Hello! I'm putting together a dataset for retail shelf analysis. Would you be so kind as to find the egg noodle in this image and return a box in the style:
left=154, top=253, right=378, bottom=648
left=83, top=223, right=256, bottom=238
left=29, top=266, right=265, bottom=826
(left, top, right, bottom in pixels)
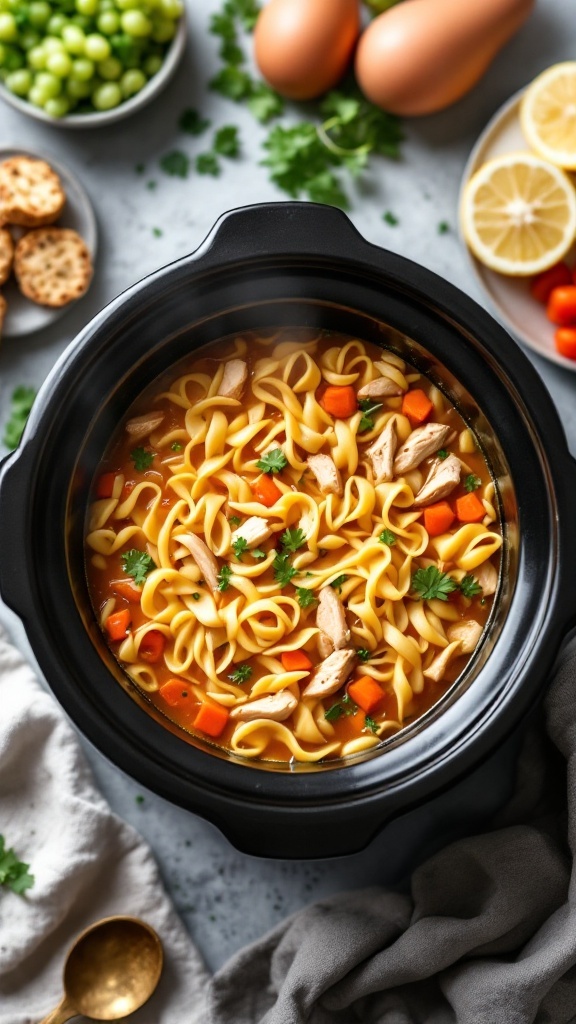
left=85, top=331, right=502, bottom=764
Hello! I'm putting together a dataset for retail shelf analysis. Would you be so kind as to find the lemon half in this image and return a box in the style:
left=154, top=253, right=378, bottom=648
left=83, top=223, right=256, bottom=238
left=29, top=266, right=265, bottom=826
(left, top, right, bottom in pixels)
left=460, top=152, right=576, bottom=276
left=520, top=62, right=576, bottom=169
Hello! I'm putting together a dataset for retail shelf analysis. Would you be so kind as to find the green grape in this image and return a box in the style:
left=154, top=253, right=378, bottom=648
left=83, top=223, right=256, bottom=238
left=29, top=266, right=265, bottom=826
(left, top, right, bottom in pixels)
left=159, top=0, right=182, bottom=17
left=5, top=67, right=33, bottom=95
left=45, top=94, right=70, bottom=116
left=96, top=10, right=119, bottom=34
left=114, top=0, right=140, bottom=9
left=98, top=0, right=116, bottom=10
left=47, top=13, right=67, bottom=35
left=70, top=55, right=94, bottom=79
left=42, top=35, right=65, bottom=52
left=28, top=1, right=52, bottom=29
left=46, top=49, right=72, bottom=76
left=27, top=44, right=47, bottom=68
left=61, top=24, right=85, bottom=53
left=28, top=83, right=47, bottom=106
left=19, top=29, right=42, bottom=50
left=84, top=32, right=110, bottom=60
left=0, top=12, right=18, bottom=42
left=66, top=74, right=91, bottom=97
left=120, top=66, right=145, bottom=96
left=1, top=44, right=24, bottom=69
left=97, top=54, right=121, bottom=78
left=92, top=79, right=120, bottom=109
left=150, top=17, right=174, bottom=43
left=120, top=9, right=151, bottom=37
left=75, top=0, right=98, bottom=15
left=143, top=52, right=161, bottom=76
left=70, top=14, right=92, bottom=31
left=34, top=70, right=62, bottom=99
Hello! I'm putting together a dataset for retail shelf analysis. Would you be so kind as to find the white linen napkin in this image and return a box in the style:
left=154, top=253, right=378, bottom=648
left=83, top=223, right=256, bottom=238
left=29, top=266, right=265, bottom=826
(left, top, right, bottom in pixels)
left=0, top=624, right=210, bottom=1023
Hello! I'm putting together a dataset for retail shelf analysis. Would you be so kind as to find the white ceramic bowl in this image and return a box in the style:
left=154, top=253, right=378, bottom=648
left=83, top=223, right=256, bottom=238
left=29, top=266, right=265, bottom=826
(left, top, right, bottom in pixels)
left=0, top=15, right=186, bottom=129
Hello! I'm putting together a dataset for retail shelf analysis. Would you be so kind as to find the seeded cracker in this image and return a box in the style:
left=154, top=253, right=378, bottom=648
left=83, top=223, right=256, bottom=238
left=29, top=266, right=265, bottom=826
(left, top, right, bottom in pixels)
left=14, top=228, right=92, bottom=308
left=0, top=228, right=13, bottom=285
left=0, top=157, right=66, bottom=228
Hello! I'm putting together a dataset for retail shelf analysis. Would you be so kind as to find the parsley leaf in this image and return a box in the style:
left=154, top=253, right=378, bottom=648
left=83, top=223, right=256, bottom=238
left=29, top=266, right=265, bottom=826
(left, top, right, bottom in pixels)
left=210, top=65, right=253, bottom=101
left=330, top=574, right=349, bottom=594
left=412, top=566, right=458, bottom=602
left=382, top=210, right=399, bottom=226
left=229, top=515, right=242, bottom=527
left=273, top=551, right=299, bottom=588
left=358, top=398, right=383, bottom=432
left=196, top=152, right=221, bottom=177
left=0, top=835, right=34, bottom=895
left=2, top=386, right=36, bottom=450
left=179, top=108, right=211, bottom=135
left=255, top=448, right=288, bottom=474
left=280, top=527, right=306, bottom=553
left=464, top=474, right=482, bottom=493
left=459, top=574, right=483, bottom=598
left=228, top=662, right=252, bottom=684
left=437, top=449, right=449, bottom=460
left=248, top=82, right=284, bottom=123
left=121, top=549, right=156, bottom=586
left=363, top=714, right=379, bottom=734
left=261, top=123, right=349, bottom=209
left=217, top=565, right=233, bottom=592
left=214, top=124, right=240, bottom=157
left=160, top=150, right=190, bottom=178
left=325, top=693, right=358, bottom=721
left=252, top=548, right=266, bottom=560
left=130, top=447, right=154, bottom=471
left=232, top=537, right=248, bottom=560
left=296, top=587, right=317, bottom=609
left=379, top=529, right=396, bottom=546
left=192, top=592, right=201, bottom=601
left=437, top=220, right=450, bottom=235
left=171, top=442, right=183, bottom=451
left=356, top=648, right=371, bottom=662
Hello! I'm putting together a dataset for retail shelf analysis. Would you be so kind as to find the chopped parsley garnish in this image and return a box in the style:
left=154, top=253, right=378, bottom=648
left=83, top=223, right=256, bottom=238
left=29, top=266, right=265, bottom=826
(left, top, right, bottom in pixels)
left=147, top=180, right=157, bottom=191
left=130, top=447, right=154, bottom=471
left=2, top=386, right=36, bottom=450
left=229, top=515, right=242, bottom=527
left=330, top=574, right=349, bottom=594
left=437, top=449, right=449, bottom=460
left=192, top=592, right=201, bottom=601
left=437, top=220, right=450, bottom=235
left=411, top=565, right=458, bottom=602
left=273, top=551, right=299, bottom=588
left=171, top=442, right=183, bottom=451
left=280, top=527, right=306, bottom=553
left=252, top=548, right=266, bottom=560
left=232, top=536, right=248, bottom=560
left=196, top=152, right=221, bottom=177
left=382, top=210, right=399, bottom=225
left=255, top=448, right=288, bottom=474
left=159, top=150, right=190, bottom=178
left=152, top=227, right=162, bottom=237
left=356, top=648, right=371, bottom=662
left=464, top=474, right=482, bottom=493
left=379, top=529, right=396, bottom=546
left=135, top=162, right=145, bottom=174
left=459, top=574, right=483, bottom=598
left=296, top=587, right=318, bottom=609
left=363, top=715, right=379, bottom=734
left=121, top=549, right=156, bottom=586
left=0, top=835, right=34, bottom=895
left=228, top=663, right=253, bottom=684
left=179, top=108, right=211, bottom=135
left=217, top=565, right=233, bottom=592
left=325, top=693, right=357, bottom=721
left=358, top=398, right=383, bottom=432
left=214, top=124, right=241, bottom=157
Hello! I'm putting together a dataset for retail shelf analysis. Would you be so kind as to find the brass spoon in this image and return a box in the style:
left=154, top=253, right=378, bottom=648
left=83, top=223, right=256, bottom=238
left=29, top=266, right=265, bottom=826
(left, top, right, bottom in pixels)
left=38, top=915, right=163, bottom=1024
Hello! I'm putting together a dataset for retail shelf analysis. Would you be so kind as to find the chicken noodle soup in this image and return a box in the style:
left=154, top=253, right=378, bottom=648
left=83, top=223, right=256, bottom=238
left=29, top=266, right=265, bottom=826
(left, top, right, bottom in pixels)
left=85, top=331, right=502, bottom=763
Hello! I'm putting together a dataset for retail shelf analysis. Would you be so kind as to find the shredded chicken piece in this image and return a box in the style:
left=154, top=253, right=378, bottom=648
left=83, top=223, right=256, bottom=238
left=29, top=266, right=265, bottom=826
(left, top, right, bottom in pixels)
left=357, top=377, right=403, bottom=399
left=230, top=691, right=298, bottom=722
left=413, top=453, right=461, bottom=506
left=366, top=418, right=397, bottom=484
left=307, top=453, right=343, bottom=496
left=394, top=422, right=451, bottom=474
left=124, top=411, right=165, bottom=439
left=177, top=533, right=220, bottom=592
left=474, top=560, right=498, bottom=596
left=423, top=640, right=462, bottom=682
left=230, top=516, right=272, bottom=550
left=217, top=358, right=248, bottom=401
left=303, top=648, right=356, bottom=699
left=316, top=586, right=350, bottom=656
left=447, top=619, right=483, bottom=654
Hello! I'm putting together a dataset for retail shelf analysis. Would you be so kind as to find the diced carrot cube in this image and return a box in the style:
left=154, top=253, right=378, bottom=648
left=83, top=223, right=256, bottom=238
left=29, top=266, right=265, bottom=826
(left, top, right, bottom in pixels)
left=281, top=650, right=313, bottom=672
left=402, top=389, right=433, bottom=424
left=423, top=501, right=455, bottom=537
left=455, top=492, right=485, bottom=523
left=194, top=701, right=230, bottom=738
left=105, top=609, right=131, bottom=641
left=348, top=675, right=385, bottom=714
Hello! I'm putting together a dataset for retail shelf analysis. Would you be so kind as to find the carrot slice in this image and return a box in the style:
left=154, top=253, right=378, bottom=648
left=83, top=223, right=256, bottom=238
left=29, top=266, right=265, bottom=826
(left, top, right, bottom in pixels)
left=455, top=492, right=485, bottom=523
left=348, top=675, right=385, bottom=714
left=95, top=472, right=116, bottom=499
left=139, top=630, right=166, bottom=664
left=105, top=609, right=131, bottom=641
left=194, top=702, right=230, bottom=737
left=401, top=389, right=433, bottom=424
left=423, top=501, right=455, bottom=537
left=251, top=474, right=282, bottom=507
left=281, top=650, right=313, bottom=672
left=321, top=385, right=357, bottom=418
left=555, top=327, right=576, bottom=360
left=111, top=579, right=142, bottom=603
left=159, top=677, right=193, bottom=709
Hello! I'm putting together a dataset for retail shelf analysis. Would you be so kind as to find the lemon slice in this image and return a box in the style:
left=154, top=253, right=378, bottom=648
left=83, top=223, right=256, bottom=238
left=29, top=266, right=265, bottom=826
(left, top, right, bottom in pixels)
left=520, top=62, right=576, bottom=169
left=460, top=152, right=576, bottom=276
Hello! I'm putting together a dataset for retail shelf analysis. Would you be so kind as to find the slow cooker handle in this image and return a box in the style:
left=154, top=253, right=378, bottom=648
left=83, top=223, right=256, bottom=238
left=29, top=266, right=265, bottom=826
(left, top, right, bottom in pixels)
left=0, top=453, right=33, bottom=619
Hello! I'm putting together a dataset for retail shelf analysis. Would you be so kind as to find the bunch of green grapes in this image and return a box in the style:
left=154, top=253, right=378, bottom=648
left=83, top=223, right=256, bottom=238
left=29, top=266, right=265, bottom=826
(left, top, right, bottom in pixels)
left=0, top=0, right=183, bottom=116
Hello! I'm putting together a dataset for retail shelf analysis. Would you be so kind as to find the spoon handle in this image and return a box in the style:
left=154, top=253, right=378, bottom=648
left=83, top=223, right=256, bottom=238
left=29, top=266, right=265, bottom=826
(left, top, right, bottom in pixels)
left=37, top=995, right=78, bottom=1024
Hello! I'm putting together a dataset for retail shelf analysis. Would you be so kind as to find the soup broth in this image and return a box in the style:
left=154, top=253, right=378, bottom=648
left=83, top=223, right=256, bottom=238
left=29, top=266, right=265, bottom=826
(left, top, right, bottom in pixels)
left=85, top=330, right=502, bottom=763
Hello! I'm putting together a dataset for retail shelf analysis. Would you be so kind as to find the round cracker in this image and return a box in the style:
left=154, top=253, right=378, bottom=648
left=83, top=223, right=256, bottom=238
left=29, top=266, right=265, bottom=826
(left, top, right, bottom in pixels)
left=14, top=227, right=92, bottom=308
left=0, top=227, right=14, bottom=286
left=0, top=156, right=66, bottom=228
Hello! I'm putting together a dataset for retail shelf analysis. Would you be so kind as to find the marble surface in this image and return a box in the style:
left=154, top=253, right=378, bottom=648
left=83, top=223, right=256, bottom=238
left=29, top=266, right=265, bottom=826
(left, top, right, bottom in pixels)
left=0, top=0, right=575, bottom=974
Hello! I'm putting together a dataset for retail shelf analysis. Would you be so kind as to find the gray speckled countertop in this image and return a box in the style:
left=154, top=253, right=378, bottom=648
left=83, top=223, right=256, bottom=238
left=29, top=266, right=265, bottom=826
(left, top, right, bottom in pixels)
left=0, top=0, right=574, bottom=973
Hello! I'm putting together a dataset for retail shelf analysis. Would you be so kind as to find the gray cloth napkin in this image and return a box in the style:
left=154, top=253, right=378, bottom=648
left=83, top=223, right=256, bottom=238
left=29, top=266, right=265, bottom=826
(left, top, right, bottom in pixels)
left=208, top=636, right=576, bottom=1024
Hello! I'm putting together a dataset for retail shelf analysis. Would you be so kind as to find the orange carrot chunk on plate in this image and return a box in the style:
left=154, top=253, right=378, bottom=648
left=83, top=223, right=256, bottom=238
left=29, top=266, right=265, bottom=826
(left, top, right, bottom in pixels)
left=105, top=608, right=131, bottom=641
left=321, top=385, right=357, bottom=418
left=159, top=677, right=193, bottom=709
left=424, top=501, right=455, bottom=537
left=281, top=650, right=313, bottom=672
left=194, top=701, right=230, bottom=737
left=455, top=492, right=485, bottom=523
left=139, top=629, right=166, bottom=664
left=555, top=327, right=576, bottom=360
left=251, top=474, right=282, bottom=507
left=401, top=388, right=433, bottom=424
left=348, top=675, right=385, bottom=714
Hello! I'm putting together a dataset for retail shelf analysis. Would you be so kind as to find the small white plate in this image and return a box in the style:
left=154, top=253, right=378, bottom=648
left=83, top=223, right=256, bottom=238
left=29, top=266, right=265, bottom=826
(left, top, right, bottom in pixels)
left=459, top=89, right=576, bottom=373
left=1, top=146, right=97, bottom=339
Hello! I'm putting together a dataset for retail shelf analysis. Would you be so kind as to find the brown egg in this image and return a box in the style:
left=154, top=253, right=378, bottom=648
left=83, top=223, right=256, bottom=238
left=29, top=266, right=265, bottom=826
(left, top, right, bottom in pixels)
left=254, top=0, right=361, bottom=101
left=354, top=0, right=535, bottom=116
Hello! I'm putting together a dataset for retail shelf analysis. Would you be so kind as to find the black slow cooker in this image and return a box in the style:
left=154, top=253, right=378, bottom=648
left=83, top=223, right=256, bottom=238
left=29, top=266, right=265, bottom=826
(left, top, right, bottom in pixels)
left=1, top=203, right=575, bottom=858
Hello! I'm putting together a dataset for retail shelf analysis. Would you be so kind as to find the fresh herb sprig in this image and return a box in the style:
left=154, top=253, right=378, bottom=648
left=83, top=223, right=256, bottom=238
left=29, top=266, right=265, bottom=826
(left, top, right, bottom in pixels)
left=217, top=565, right=233, bottom=592
left=273, top=551, right=299, bottom=588
left=130, top=447, right=155, bottom=471
left=364, top=714, right=380, bottom=734
left=330, top=574, right=349, bottom=594
left=358, top=398, right=383, bottom=432
left=379, top=529, right=396, bottom=546
left=459, top=574, right=483, bottom=598
left=3, top=387, right=36, bottom=450
left=296, top=586, right=318, bottom=609
left=325, top=693, right=358, bottom=722
left=464, top=474, right=482, bottom=493
left=256, top=448, right=288, bottom=474
left=280, top=527, right=306, bottom=554
left=412, top=566, right=458, bottom=602
left=0, top=835, right=34, bottom=895
left=121, top=549, right=156, bottom=586
left=228, top=663, right=253, bottom=684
